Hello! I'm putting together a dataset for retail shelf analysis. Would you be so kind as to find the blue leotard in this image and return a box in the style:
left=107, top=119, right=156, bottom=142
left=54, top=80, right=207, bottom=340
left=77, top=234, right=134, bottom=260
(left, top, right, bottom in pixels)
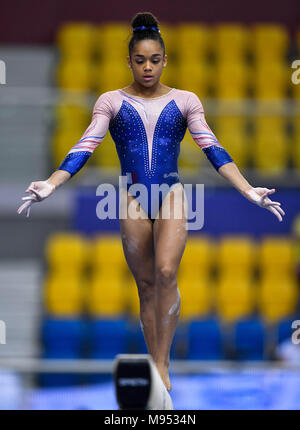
left=57, top=88, right=233, bottom=219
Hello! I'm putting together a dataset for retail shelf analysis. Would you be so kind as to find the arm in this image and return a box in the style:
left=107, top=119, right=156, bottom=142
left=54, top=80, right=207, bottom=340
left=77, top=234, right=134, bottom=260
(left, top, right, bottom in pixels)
left=17, top=92, right=112, bottom=217
left=186, top=92, right=285, bottom=222
left=218, top=162, right=285, bottom=222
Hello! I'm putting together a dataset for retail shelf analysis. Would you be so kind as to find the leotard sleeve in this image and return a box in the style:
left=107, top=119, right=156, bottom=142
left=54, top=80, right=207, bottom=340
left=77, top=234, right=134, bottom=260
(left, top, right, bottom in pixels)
left=186, top=92, right=234, bottom=171
left=56, top=92, right=113, bottom=177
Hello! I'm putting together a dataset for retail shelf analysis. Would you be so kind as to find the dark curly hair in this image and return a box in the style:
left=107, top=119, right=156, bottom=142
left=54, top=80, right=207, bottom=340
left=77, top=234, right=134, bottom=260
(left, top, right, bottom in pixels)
left=128, top=12, right=165, bottom=57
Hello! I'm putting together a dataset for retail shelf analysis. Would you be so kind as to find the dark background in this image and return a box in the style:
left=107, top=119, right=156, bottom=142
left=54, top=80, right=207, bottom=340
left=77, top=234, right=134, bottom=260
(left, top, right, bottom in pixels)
left=1, top=0, right=299, bottom=44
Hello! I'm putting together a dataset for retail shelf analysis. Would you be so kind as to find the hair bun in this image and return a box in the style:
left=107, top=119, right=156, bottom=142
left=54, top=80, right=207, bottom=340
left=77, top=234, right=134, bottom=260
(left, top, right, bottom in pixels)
left=131, top=12, right=159, bottom=31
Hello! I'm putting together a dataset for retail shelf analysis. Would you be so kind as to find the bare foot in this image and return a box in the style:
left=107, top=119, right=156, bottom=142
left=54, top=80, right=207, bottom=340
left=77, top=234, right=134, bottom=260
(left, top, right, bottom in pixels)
left=155, top=362, right=172, bottom=392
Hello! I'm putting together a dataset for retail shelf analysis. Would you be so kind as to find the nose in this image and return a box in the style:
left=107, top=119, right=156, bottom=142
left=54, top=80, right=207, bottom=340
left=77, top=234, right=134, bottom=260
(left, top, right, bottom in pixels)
left=144, top=60, right=152, bottom=72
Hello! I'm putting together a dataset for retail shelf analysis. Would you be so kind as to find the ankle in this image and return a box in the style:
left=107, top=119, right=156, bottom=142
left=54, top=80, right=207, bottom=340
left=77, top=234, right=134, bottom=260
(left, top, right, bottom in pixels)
left=154, top=359, right=170, bottom=369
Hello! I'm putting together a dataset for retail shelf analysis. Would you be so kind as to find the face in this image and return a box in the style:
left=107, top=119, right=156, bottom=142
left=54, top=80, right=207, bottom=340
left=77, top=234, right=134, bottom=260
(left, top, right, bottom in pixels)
left=127, top=39, right=167, bottom=87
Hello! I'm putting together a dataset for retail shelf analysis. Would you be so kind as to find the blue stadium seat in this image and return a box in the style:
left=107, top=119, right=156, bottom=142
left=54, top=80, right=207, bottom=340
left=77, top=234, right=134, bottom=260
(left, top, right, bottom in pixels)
left=87, top=318, right=129, bottom=359
left=277, top=318, right=296, bottom=344
left=84, top=318, right=129, bottom=384
left=39, top=317, right=86, bottom=387
left=128, top=321, right=185, bottom=358
left=128, top=322, right=148, bottom=354
left=42, top=317, right=85, bottom=353
left=170, top=325, right=187, bottom=359
left=187, top=319, right=224, bottom=360
left=234, top=318, right=265, bottom=360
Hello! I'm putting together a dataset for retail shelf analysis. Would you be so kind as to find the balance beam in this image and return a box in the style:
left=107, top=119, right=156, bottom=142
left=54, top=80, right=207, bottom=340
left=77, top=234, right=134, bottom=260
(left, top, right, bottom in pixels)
left=113, top=354, right=173, bottom=410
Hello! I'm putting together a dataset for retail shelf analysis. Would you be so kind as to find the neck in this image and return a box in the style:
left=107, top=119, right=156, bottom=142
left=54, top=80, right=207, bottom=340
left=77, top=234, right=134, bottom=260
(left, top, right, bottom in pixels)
left=127, top=81, right=166, bottom=97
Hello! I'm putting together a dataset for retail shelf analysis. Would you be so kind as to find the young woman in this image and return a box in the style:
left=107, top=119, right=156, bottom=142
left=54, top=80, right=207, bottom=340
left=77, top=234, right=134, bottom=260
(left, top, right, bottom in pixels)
left=17, top=12, right=285, bottom=391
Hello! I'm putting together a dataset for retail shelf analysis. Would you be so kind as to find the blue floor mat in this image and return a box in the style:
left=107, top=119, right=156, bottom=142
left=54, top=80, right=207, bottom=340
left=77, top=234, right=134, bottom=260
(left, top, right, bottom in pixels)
left=26, top=369, right=300, bottom=410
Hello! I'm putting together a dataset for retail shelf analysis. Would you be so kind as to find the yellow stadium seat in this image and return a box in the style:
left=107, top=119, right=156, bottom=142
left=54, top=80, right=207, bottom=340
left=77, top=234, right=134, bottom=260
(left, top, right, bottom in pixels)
left=96, top=23, right=129, bottom=59
left=291, top=214, right=300, bottom=262
left=45, top=233, right=89, bottom=273
left=179, top=131, right=206, bottom=171
left=56, top=59, right=95, bottom=90
left=258, top=237, right=296, bottom=276
left=54, top=104, right=90, bottom=130
left=126, top=277, right=140, bottom=318
left=253, top=61, right=288, bottom=99
left=158, top=23, right=176, bottom=59
left=90, top=235, right=126, bottom=272
left=216, top=117, right=249, bottom=169
left=292, top=213, right=300, bottom=237
left=252, top=116, right=287, bottom=173
left=252, top=130, right=288, bottom=174
left=294, top=118, right=300, bottom=169
left=257, top=273, right=298, bottom=323
left=93, top=59, right=132, bottom=93
left=56, top=22, right=96, bottom=60
left=216, top=116, right=246, bottom=135
left=176, top=24, right=211, bottom=61
left=295, top=140, right=300, bottom=170
left=217, top=236, right=257, bottom=277
left=86, top=273, right=127, bottom=316
left=218, top=131, right=249, bottom=168
left=292, top=79, right=300, bottom=99
left=93, top=131, right=120, bottom=169
left=176, top=61, right=212, bottom=96
left=212, top=24, right=249, bottom=60
left=254, top=116, right=286, bottom=135
left=214, top=61, right=250, bottom=99
left=180, top=274, right=214, bottom=319
left=215, top=274, right=257, bottom=322
left=44, top=273, right=85, bottom=316
left=251, top=24, right=289, bottom=60
left=51, top=128, right=87, bottom=169
left=179, top=235, right=215, bottom=278
left=160, top=62, right=177, bottom=89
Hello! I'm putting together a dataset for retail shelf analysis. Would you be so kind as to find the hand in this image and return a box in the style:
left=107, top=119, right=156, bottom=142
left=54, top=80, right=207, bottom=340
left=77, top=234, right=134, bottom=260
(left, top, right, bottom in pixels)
left=17, top=180, right=56, bottom=217
left=243, top=187, right=285, bottom=222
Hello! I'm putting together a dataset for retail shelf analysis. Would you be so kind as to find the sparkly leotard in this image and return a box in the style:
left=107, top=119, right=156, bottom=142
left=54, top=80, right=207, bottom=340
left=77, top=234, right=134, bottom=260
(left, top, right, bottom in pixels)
left=57, top=88, right=233, bottom=219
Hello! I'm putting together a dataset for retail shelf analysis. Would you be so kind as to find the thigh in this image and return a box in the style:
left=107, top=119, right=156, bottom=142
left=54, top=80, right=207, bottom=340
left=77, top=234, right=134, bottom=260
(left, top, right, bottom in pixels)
left=120, top=193, right=155, bottom=283
left=153, top=183, right=188, bottom=272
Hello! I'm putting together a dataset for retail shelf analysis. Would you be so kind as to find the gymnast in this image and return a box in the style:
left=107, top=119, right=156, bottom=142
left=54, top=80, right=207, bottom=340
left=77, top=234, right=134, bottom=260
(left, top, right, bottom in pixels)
left=17, top=12, right=285, bottom=392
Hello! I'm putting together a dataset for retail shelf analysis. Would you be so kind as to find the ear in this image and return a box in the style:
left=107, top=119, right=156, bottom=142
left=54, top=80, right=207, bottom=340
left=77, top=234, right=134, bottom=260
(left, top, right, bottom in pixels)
left=127, top=56, right=132, bottom=68
left=163, top=54, right=167, bottom=68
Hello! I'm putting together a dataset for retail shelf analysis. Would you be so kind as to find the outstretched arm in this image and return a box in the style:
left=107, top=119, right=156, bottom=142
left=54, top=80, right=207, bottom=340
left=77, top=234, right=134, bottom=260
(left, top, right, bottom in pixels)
left=17, top=92, right=112, bottom=217
left=218, top=162, right=285, bottom=222
left=17, top=170, right=71, bottom=217
left=186, top=92, right=285, bottom=223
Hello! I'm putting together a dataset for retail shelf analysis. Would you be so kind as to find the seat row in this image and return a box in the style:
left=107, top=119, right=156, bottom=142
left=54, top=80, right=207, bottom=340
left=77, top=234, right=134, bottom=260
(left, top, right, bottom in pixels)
left=39, top=315, right=297, bottom=386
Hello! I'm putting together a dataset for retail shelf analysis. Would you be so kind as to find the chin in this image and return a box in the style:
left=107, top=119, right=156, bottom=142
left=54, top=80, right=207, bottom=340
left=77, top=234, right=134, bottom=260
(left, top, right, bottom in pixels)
left=140, top=80, right=157, bottom=88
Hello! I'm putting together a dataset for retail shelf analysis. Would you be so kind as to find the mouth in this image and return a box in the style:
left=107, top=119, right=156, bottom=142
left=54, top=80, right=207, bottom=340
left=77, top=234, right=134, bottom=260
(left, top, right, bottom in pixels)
left=143, top=76, right=153, bottom=81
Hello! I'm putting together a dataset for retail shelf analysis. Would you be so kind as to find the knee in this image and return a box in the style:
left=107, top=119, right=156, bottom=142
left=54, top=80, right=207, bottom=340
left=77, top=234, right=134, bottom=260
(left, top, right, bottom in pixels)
left=136, top=278, right=156, bottom=301
left=155, top=265, right=177, bottom=289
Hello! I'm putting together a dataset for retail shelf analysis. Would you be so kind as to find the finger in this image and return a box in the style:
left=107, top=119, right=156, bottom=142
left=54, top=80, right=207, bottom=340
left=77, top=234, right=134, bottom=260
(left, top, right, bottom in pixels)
left=26, top=182, right=38, bottom=193
left=17, top=201, right=27, bottom=214
left=262, top=200, right=281, bottom=207
left=22, top=195, right=37, bottom=202
left=267, top=205, right=282, bottom=222
left=27, top=187, right=42, bottom=201
left=262, top=188, right=275, bottom=198
left=17, top=200, right=31, bottom=214
left=277, top=207, right=285, bottom=215
left=263, top=200, right=285, bottom=215
left=274, top=205, right=285, bottom=216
